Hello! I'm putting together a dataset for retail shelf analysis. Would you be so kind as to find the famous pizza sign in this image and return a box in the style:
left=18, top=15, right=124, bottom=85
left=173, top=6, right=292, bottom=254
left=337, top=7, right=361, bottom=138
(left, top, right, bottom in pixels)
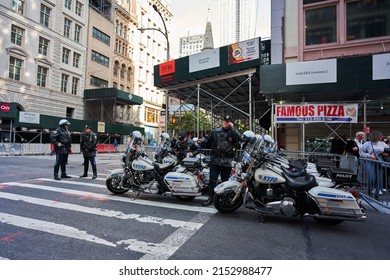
left=274, top=103, right=358, bottom=123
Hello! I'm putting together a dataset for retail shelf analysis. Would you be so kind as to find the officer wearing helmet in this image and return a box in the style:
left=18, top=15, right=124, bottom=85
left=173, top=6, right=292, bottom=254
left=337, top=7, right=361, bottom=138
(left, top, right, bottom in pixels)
left=80, top=124, right=98, bottom=179
left=50, top=119, right=72, bottom=180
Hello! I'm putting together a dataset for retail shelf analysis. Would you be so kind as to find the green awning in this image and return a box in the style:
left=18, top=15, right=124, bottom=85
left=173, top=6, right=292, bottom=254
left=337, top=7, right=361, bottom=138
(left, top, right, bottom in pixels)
left=84, top=87, right=143, bottom=105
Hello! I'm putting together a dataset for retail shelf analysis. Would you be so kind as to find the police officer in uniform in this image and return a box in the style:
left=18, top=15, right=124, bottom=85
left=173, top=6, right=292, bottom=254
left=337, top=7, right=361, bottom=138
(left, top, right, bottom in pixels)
left=50, top=119, right=72, bottom=180
left=174, top=131, right=202, bottom=162
left=80, top=124, right=98, bottom=179
left=199, top=115, right=242, bottom=206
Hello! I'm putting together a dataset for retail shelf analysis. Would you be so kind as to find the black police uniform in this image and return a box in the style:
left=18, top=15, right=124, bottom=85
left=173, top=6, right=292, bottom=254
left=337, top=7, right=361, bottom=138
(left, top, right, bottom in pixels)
left=50, top=126, right=72, bottom=180
left=174, top=138, right=202, bottom=162
left=200, top=124, right=242, bottom=206
left=80, top=129, right=98, bottom=179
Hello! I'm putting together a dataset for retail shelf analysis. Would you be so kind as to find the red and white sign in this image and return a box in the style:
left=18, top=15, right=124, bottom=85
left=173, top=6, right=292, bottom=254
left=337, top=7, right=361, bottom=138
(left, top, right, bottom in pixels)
left=1, top=103, right=11, bottom=113
left=274, top=103, right=358, bottom=123
left=159, top=60, right=175, bottom=76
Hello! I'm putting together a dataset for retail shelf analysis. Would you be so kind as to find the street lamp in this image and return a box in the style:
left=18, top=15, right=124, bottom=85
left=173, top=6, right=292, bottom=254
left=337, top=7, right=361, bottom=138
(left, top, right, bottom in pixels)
left=137, top=4, right=170, bottom=133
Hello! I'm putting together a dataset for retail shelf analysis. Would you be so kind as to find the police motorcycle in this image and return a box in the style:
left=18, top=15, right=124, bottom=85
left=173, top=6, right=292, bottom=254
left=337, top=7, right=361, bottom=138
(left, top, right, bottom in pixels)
left=262, top=135, right=361, bottom=200
left=213, top=131, right=366, bottom=225
left=106, top=131, right=205, bottom=201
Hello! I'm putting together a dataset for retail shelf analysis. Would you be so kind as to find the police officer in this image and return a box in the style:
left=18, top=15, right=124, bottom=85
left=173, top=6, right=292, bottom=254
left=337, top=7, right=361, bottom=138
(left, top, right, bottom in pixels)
left=174, top=131, right=201, bottom=162
left=50, top=119, right=72, bottom=180
left=80, top=124, right=98, bottom=179
left=199, top=115, right=242, bottom=206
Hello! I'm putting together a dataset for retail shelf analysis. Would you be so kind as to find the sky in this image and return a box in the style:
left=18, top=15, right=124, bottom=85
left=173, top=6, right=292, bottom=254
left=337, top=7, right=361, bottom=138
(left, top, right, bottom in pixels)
left=168, top=0, right=271, bottom=58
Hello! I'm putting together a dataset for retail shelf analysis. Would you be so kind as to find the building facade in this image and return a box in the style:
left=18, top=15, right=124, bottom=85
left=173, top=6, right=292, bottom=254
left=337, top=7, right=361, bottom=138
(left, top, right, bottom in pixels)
left=0, top=0, right=88, bottom=142
left=268, top=0, right=390, bottom=151
left=179, top=32, right=205, bottom=57
left=219, top=0, right=257, bottom=46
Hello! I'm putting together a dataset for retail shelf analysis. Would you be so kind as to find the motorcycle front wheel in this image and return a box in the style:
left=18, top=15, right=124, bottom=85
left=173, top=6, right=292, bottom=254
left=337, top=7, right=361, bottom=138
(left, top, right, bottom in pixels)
left=213, top=193, right=243, bottom=213
left=106, top=176, right=130, bottom=194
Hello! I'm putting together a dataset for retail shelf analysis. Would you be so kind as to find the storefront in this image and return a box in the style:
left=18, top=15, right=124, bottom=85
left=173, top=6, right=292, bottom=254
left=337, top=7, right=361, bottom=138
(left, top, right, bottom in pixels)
left=260, top=53, right=390, bottom=152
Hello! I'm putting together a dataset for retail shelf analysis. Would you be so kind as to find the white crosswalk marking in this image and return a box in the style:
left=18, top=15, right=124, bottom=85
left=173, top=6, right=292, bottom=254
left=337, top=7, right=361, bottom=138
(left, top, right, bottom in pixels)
left=0, top=212, right=116, bottom=247
left=3, top=181, right=217, bottom=214
left=0, top=176, right=214, bottom=259
left=0, top=192, right=202, bottom=229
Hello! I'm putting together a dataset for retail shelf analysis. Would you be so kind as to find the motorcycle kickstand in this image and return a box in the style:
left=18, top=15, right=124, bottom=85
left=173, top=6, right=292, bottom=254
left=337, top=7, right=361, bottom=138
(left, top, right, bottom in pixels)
left=130, top=192, right=140, bottom=201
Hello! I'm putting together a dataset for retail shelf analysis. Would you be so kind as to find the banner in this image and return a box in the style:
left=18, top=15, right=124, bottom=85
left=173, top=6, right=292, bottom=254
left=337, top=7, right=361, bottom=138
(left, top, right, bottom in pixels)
left=286, top=59, right=337, bottom=85
left=373, top=53, right=390, bottom=80
left=19, top=112, right=40, bottom=124
left=189, top=48, right=220, bottom=73
left=274, top=103, right=358, bottom=123
left=228, top=38, right=260, bottom=64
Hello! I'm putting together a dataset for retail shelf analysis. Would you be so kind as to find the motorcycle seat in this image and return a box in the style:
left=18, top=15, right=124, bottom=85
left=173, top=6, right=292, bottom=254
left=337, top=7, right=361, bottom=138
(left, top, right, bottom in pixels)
left=281, top=165, right=306, bottom=178
left=153, top=162, right=175, bottom=172
left=282, top=173, right=318, bottom=192
left=288, top=159, right=308, bottom=170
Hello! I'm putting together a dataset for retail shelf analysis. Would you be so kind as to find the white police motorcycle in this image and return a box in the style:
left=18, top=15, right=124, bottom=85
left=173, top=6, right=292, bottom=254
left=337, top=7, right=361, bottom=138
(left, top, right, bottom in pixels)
left=106, top=131, right=207, bottom=201
left=213, top=131, right=366, bottom=225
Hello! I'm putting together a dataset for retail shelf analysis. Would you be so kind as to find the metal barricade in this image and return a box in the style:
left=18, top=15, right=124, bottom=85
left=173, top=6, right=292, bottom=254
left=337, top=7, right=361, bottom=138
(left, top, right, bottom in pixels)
left=358, top=157, right=390, bottom=206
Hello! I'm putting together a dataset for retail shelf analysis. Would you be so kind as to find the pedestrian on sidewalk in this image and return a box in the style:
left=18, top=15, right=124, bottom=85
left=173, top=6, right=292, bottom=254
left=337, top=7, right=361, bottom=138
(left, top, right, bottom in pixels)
left=50, top=119, right=72, bottom=180
left=113, top=139, right=118, bottom=153
left=80, top=125, right=98, bottom=179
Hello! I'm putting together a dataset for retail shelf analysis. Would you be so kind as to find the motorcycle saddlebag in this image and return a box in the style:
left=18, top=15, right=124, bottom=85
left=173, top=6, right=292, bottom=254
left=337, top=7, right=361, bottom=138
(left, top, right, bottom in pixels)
left=181, top=157, right=202, bottom=169
left=327, top=167, right=357, bottom=183
left=315, top=159, right=336, bottom=175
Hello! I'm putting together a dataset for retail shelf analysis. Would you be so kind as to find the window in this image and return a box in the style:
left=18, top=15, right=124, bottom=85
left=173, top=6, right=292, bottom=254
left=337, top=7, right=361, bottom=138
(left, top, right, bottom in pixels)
left=90, top=76, right=108, bottom=88
left=71, top=77, right=79, bottom=95
left=91, top=50, right=109, bottom=67
left=61, top=73, right=69, bottom=93
left=65, top=0, right=72, bottom=10
left=11, top=25, right=24, bottom=46
left=305, top=5, right=337, bottom=45
left=38, top=37, right=49, bottom=56
left=66, top=107, right=74, bottom=118
left=9, top=57, right=23, bottom=81
left=75, top=1, right=83, bottom=16
left=92, top=27, right=110, bottom=45
left=120, top=64, right=125, bottom=79
left=113, top=82, right=117, bottom=88
left=127, top=67, right=131, bottom=82
left=37, top=65, right=48, bottom=87
left=62, top=48, right=71, bottom=64
left=347, top=0, right=390, bottom=41
left=73, top=52, right=80, bottom=68
left=144, top=107, right=158, bottom=123
left=40, top=4, right=51, bottom=27
left=113, top=61, right=119, bottom=76
left=74, top=24, right=82, bottom=43
left=64, top=18, right=72, bottom=38
left=12, top=0, right=25, bottom=15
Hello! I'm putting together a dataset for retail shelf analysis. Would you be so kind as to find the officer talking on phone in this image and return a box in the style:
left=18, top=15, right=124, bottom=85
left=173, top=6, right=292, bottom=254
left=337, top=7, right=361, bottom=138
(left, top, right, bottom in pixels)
left=199, top=115, right=242, bottom=206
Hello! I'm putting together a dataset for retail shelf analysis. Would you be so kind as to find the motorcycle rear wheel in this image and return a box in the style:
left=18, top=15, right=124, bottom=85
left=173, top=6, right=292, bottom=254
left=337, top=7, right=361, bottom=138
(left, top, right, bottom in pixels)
left=106, top=177, right=130, bottom=194
left=313, top=217, right=344, bottom=225
left=213, top=193, right=243, bottom=213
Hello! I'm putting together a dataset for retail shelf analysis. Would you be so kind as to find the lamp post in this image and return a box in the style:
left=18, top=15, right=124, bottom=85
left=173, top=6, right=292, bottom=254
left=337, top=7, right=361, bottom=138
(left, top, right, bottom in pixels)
left=137, top=4, right=170, bottom=133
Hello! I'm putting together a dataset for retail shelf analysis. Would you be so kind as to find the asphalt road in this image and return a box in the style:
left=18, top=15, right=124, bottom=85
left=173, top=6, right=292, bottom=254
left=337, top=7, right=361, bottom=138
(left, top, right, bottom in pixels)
left=0, top=154, right=390, bottom=260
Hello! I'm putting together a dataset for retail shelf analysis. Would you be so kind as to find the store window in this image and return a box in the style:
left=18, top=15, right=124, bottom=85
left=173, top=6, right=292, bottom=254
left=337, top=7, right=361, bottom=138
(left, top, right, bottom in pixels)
left=305, top=5, right=337, bottom=45
left=347, top=0, right=390, bottom=41
left=144, top=107, right=158, bottom=123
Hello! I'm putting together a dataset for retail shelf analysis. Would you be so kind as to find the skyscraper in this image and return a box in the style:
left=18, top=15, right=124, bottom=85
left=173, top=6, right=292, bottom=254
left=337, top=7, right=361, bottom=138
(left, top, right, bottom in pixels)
left=219, top=0, right=258, bottom=46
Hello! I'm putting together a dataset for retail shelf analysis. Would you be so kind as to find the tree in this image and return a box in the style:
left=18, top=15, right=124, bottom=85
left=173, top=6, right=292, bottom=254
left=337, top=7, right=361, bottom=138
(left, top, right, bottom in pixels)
left=168, top=111, right=212, bottom=135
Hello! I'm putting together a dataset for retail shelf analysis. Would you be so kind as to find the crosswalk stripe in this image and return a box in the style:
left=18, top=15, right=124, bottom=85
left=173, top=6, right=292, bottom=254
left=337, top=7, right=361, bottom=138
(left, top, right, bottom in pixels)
left=0, top=192, right=202, bottom=230
left=118, top=213, right=210, bottom=260
left=38, top=178, right=104, bottom=188
left=2, top=181, right=218, bottom=214
left=0, top=212, right=116, bottom=247
left=37, top=178, right=208, bottom=201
